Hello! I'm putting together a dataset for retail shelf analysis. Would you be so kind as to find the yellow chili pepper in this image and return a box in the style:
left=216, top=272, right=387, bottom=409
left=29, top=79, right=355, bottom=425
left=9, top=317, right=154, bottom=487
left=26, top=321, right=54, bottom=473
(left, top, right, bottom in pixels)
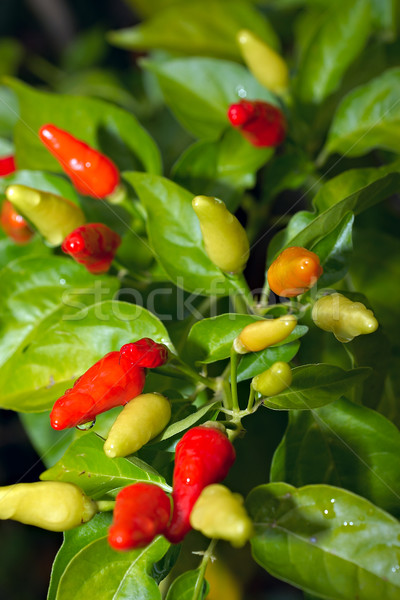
left=0, top=481, right=97, bottom=531
left=192, top=195, right=249, bottom=274
left=237, top=29, right=289, bottom=94
left=252, top=361, right=292, bottom=396
left=6, top=184, right=85, bottom=246
left=190, top=484, right=254, bottom=548
left=104, top=393, right=171, bottom=458
left=312, top=293, right=378, bottom=343
left=234, top=315, right=297, bottom=353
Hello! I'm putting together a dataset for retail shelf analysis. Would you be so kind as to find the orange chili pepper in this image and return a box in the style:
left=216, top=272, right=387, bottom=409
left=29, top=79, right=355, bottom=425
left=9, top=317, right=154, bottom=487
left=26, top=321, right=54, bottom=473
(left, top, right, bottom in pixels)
left=267, top=246, right=323, bottom=297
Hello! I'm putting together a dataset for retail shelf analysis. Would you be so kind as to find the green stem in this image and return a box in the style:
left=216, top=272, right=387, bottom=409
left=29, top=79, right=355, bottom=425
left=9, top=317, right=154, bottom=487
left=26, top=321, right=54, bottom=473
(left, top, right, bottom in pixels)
left=228, top=273, right=254, bottom=313
left=230, top=347, right=240, bottom=411
left=171, top=358, right=217, bottom=391
left=247, top=385, right=256, bottom=411
left=96, top=500, right=116, bottom=512
left=193, top=539, right=218, bottom=600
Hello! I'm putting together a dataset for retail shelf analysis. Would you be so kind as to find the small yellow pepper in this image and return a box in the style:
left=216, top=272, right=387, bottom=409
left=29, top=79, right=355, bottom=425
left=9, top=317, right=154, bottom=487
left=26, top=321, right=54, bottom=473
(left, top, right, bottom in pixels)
left=190, top=484, right=254, bottom=548
left=252, top=361, right=292, bottom=396
left=6, top=184, right=85, bottom=246
left=237, top=29, right=289, bottom=94
left=0, top=481, right=97, bottom=531
left=234, top=315, right=297, bottom=353
left=312, top=293, right=378, bottom=343
left=104, top=393, right=171, bottom=458
left=192, top=195, right=250, bottom=274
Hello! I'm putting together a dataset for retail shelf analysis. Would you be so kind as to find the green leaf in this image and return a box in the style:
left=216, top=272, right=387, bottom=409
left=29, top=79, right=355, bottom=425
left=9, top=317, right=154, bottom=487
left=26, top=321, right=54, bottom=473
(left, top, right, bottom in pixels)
left=186, top=314, right=262, bottom=364
left=247, top=482, right=400, bottom=599
left=0, top=256, right=119, bottom=411
left=166, top=569, right=209, bottom=600
left=275, top=168, right=400, bottom=254
left=109, top=0, right=279, bottom=61
left=0, top=169, right=79, bottom=202
left=0, top=297, right=172, bottom=412
left=41, top=433, right=169, bottom=499
left=0, top=226, right=51, bottom=269
left=151, top=400, right=221, bottom=444
left=270, top=397, right=400, bottom=517
left=5, top=78, right=161, bottom=175
left=0, top=85, right=18, bottom=136
left=20, top=411, right=76, bottom=469
left=236, top=340, right=302, bottom=382
left=53, top=520, right=169, bottom=600
left=324, top=68, right=400, bottom=157
left=125, top=172, right=231, bottom=295
left=142, top=57, right=277, bottom=140
left=296, top=0, right=371, bottom=104
left=172, top=128, right=272, bottom=200
left=263, top=364, right=371, bottom=410
left=311, top=212, right=354, bottom=286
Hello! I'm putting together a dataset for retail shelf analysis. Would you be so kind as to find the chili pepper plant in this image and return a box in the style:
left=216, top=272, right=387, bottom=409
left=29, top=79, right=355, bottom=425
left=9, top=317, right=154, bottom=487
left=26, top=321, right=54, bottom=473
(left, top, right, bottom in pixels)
left=0, top=1, right=400, bottom=598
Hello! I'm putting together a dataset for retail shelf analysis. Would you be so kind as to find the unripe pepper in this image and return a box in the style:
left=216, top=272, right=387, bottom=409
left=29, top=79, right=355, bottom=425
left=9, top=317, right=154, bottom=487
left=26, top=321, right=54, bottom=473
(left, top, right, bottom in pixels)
left=190, top=484, right=254, bottom=548
left=237, top=30, right=289, bottom=94
left=6, top=184, right=85, bottom=246
left=192, top=195, right=249, bottom=274
left=62, top=223, right=121, bottom=274
left=252, top=361, right=292, bottom=396
left=312, top=293, right=378, bottom=343
left=227, top=99, right=286, bottom=147
left=165, top=425, right=236, bottom=544
left=39, top=124, right=120, bottom=199
left=108, top=483, right=171, bottom=551
left=0, top=155, right=16, bottom=176
left=104, top=393, right=171, bottom=458
left=119, top=338, right=169, bottom=368
left=0, top=481, right=97, bottom=531
left=268, top=246, right=323, bottom=297
left=234, top=315, right=297, bottom=354
left=50, top=350, right=146, bottom=430
left=0, top=200, right=33, bottom=244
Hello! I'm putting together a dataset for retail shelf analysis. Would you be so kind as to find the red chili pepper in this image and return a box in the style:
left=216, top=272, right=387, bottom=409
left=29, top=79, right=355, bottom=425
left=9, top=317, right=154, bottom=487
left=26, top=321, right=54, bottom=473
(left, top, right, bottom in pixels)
left=109, top=483, right=171, bottom=551
left=0, top=200, right=33, bottom=244
left=50, top=351, right=146, bottom=430
left=61, top=223, right=121, bottom=274
left=165, top=425, right=236, bottom=544
left=227, top=99, right=286, bottom=147
left=120, top=338, right=169, bottom=368
left=39, top=124, right=120, bottom=198
left=0, top=155, right=16, bottom=176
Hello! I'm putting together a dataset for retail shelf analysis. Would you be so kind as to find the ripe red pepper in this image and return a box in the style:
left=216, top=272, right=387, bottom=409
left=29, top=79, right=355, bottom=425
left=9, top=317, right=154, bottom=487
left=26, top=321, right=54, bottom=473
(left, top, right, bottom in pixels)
left=50, top=350, right=146, bottom=430
left=165, top=425, right=236, bottom=544
left=39, top=124, right=120, bottom=198
left=0, top=200, right=33, bottom=244
left=0, top=155, right=16, bottom=176
left=109, top=483, right=171, bottom=551
left=227, top=99, right=286, bottom=147
left=120, top=338, right=169, bottom=368
left=61, top=223, right=121, bottom=274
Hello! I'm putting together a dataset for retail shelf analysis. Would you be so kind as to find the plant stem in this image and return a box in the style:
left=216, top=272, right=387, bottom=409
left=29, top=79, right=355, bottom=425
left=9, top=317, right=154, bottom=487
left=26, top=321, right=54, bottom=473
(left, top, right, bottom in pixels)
left=193, top=539, right=218, bottom=600
left=171, top=358, right=217, bottom=391
left=228, top=273, right=254, bottom=313
left=247, top=385, right=256, bottom=411
left=230, top=347, right=240, bottom=411
left=96, top=500, right=116, bottom=512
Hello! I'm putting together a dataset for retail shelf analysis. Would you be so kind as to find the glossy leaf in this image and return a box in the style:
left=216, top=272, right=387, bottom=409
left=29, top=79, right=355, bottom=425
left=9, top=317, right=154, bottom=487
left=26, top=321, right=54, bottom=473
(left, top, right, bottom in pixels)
left=0, top=256, right=119, bottom=411
left=166, top=569, right=209, bottom=600
left=41, top=432, right=170, bottom=499
left=150, top=400, right=221, bottom=443
left=125, top=172, right=231, bottom=295
left=247, top=482, right=400, bottom=599
left=311, top=212, right=354, bottom=286
left=324, top=68, right=400, bottom=157
left=0, top=85, right=18, bottom=136
left=5, top=78, right=161, bottom=175
left=0, top=226, right=50, bottom=269
left=0, top=298, right=172, bottom=412
left=296, top=0, right=371, bottom=104
left=53, top=523, right=169, bottom=600
left=270, top=397, right=400, bottom=517
left=263, top=364, right=370, bottom=410
left=172, top=128, right=272, bottom=200
left=109, top=0, right=278, bottom=61
left=142, top=57, right=277, bottom=140
left=236, top=340, right=301, bottom=382
left=0, top=169, right=79, bottom=203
